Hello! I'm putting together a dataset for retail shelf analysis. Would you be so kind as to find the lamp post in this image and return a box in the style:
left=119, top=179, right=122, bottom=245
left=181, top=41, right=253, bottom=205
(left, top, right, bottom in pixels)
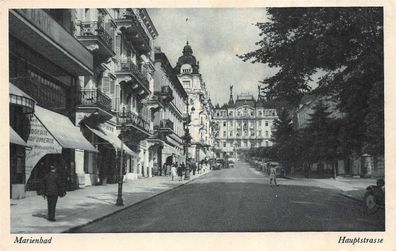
left=183, top=100, right=193, bottom=180
left=116, top=107, right=126, bottom=206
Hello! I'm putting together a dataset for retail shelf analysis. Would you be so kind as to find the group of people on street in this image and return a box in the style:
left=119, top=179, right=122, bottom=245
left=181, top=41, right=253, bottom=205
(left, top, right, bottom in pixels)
left=161, top=160, right=210, bottom=181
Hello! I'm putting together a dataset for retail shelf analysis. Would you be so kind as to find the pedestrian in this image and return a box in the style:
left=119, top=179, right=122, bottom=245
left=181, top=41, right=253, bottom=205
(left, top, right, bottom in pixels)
left=192, top=162, right=197, bottom=175
left=171, top=163, right=177, bottom=181
left=40, top=165, right=66, bottom=221
left=162, top=162, right=168, bottom=176
left=269, top=165, right=279, bottom=186
left=178, top=163, right=184, bottom=181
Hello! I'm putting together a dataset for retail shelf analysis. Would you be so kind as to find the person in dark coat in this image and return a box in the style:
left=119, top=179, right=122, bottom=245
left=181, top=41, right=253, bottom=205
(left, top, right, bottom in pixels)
left=40, top=165, right=65, bottom=221
left=177, top=162, right=184, bottom=181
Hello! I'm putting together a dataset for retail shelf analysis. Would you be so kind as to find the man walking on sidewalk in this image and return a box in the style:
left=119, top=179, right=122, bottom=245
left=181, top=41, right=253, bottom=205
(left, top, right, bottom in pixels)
left=40, top=165, right=66, bottom=221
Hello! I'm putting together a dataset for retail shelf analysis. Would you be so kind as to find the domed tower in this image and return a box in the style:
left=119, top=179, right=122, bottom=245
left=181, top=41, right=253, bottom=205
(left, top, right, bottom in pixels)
left=174, top=41, right=200, bottom=74
left=174, top=41, right=211, bottom=163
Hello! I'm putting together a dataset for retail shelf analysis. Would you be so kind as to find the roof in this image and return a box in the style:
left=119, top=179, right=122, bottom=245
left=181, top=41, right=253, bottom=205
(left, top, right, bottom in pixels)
left=155, top=51, right=188, bottom=99
left=174, top=42, right=200, bottom=74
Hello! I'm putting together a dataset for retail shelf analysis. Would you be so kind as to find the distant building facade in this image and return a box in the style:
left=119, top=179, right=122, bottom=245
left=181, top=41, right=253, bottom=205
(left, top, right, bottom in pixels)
left=213, top=88, right=278, bottom=159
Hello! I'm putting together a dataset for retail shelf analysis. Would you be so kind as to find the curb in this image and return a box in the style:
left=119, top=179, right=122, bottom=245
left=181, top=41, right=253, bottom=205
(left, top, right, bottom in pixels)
left=338, top=192, right=363, bottom=202
left=64, top=172, right=210, bottom=233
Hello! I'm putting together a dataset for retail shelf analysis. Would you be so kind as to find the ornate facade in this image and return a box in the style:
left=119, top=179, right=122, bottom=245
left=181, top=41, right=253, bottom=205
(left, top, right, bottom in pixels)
left=213, top=87, right=279, bottom=159
left=175, top=42, right=215, bottom=162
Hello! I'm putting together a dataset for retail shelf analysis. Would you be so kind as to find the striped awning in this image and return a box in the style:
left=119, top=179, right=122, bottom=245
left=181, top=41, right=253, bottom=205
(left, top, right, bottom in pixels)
left=10, top=126, right=28, bottom=146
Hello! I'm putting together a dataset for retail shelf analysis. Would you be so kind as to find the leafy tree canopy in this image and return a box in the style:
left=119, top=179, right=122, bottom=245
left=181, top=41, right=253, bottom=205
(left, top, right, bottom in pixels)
left=238, top=7, right=383, bottom=104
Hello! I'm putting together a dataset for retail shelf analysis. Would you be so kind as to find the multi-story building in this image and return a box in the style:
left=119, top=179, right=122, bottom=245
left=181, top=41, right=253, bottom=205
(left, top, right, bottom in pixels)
left=74, top=8, right=159, bottom=185
left=9, top=8, right=161, bottom=199
left=213, top=88, right=278, bottom=159
left=148, top=47, right=188, bottom=174
left=174, top=42, right=214, bottom=162
left=9, top=9, right=98, bottom=198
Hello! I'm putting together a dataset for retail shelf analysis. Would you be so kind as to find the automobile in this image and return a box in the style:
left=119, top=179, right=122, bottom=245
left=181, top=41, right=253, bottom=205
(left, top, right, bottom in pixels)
left=228, top=157, right=236, bottom=163
left=228, top=159, right=235, bottom=168
left=214, top=158, right=225, bottom=170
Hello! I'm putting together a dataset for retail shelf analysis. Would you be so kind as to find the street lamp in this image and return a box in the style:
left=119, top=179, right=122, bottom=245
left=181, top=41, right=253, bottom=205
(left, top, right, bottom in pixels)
left=116, top=107, right=126, bottom=206
left=183, top=100, right=193, bottom=180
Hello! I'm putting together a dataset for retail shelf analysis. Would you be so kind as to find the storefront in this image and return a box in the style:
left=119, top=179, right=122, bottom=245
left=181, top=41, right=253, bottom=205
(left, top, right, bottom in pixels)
left=23, top=105, right=98, bottom=198
left=9, top=83, right=35, bottom=199
left=83, top=123, right=136, bottom=184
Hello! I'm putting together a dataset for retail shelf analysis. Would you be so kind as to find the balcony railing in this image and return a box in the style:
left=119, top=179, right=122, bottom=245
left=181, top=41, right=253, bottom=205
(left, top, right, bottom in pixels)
left=118, top=60, right=149, bottom=89
left=79, top=21, right=113, bottom=49
left=118, top=9, right=151, bottom=52
left=117, top=111, right=151, bottom=133
left=79, top=89, right=112, bottom=113
left=159, top=119, right=174, bottom=131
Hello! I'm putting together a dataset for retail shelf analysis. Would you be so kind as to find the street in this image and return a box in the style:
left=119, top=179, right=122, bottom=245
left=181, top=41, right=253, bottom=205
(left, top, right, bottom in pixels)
left=71, top=161, right=384, bottom=232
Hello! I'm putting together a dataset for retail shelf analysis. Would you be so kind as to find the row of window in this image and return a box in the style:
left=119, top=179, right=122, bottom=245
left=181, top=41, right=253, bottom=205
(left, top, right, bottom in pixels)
left=216, top=110, right=276, bottom=117
left=221, top=120, right=270, bottom=127
left=222, top=130, right=270, bottom=137
left=219, top=140, right=270, bottom=148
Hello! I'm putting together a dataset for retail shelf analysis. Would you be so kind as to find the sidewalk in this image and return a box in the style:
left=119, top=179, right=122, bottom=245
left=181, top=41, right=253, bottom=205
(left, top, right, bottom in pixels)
left=285, top=176, right=377, bottom=202
left=11, top=171, right=209, bottom=233
left=248, top=164, right=375, bottom=202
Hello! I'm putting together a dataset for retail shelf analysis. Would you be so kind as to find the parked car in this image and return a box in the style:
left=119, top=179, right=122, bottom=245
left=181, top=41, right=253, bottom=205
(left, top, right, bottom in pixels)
left=214, top=158, right=225, bottom=170
left=228, top=159, right=235, bottom=168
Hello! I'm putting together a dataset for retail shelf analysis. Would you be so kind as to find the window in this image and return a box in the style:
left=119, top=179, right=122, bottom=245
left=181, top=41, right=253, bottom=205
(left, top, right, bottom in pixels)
left=223, top=131, right=226, bottom=137
left=258, top=121, right=262, bottom=126
left=259, top=130, right=262, bottom=136
left=265, top=121, right=268, bottom=126
left=265, top=131, right=269, bottom=137
left=217, top=112, right=220, bottom=117
left=258, top=111, right=262, bottom=116
left=229, top=121, right=233, bottom=126
left=223, top=121, right=226, bottom=127
left=223, top=142, right=226, bottom=147
left=265, top=141, right=269, bottom=147
left=230, top=131, right=233, bottom=136
left=251, top=111, right=254, bottom=116
left=229, top=111, right=233, bottom=116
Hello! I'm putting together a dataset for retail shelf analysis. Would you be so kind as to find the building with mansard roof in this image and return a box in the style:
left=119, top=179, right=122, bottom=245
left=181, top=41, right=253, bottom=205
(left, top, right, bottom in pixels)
left=213, top=87, right=280, bottom=159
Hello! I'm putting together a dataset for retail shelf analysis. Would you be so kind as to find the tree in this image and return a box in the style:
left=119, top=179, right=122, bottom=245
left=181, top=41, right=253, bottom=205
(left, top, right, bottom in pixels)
left=304, top=101, right=339, bottom=176
left=239, top=8, right=384, bottom=156
left=271, top=108, right=297, bottom=173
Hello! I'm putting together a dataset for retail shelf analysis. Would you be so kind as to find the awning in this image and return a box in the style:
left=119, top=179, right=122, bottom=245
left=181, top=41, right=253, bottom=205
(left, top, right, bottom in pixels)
left=9, top=82, right=35, bottom=114
left=34, top=106, right=98, bottom=152
left=10, top=126, right=28, bottom=146
left=85, top=125, right=135, bottom=156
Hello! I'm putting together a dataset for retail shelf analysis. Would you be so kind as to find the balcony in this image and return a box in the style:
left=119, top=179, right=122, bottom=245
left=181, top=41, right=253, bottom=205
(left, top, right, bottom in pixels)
left=116, top=9, right=151, bottom=54
left=154, top=119, right=174, bottom=134
left=117, top=111, right=152, bottom=135
left=79, top=88, right=112, bottom=111
left=77, top=89, right=113, bottom=121
left=77, top=21, right=115, bottom=62
left=116, top=59, right=150, bottom=97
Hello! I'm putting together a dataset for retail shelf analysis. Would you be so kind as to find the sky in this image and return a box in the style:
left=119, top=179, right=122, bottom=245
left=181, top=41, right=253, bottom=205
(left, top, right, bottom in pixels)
left=148, top=8, right=279, bottom=106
